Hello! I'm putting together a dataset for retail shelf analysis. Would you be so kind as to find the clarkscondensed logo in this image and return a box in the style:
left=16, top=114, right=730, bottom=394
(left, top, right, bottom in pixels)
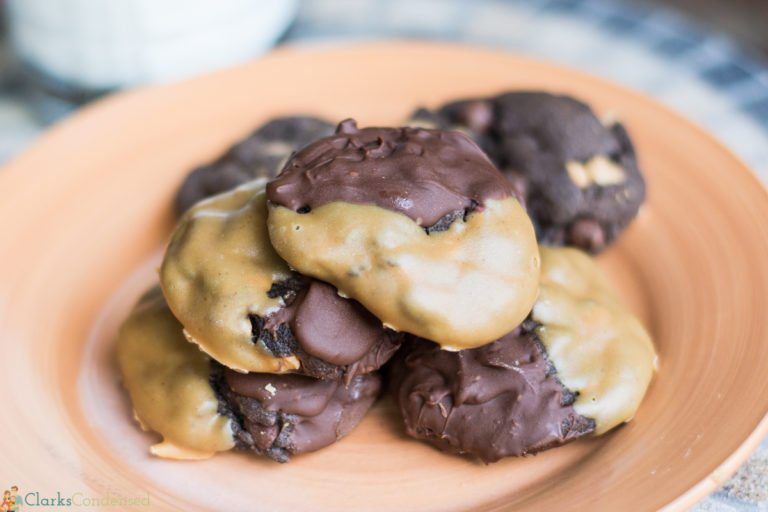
left=3, top=486, right=150, bottom=509
left=2, top=485, right=21, bottom=511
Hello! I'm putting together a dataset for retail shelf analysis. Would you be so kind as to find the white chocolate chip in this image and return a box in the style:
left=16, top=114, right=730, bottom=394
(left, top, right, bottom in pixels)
left=600, top=110, right=621, bottom=127
left=566, top=155, right=626, bottom=188
left=566, top=161, right=591, bottom=188
left=262, top=140, right=294, bottom=157
left=406, top=118, right=439, bottom=130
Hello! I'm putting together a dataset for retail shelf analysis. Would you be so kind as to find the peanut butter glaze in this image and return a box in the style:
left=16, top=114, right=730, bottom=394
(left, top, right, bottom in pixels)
left=160, top=179, right=299, bottom=373
left=266, top=119, right=515, bottom=227
left=534, top=247, right=657, bottom=433
left=161, top=179, right=398, bottom=377
left=267, top=197, right=540, bottom=350
left=116, top=287, right=235, bottom=459
left=389, top=247, right=656, bottom=462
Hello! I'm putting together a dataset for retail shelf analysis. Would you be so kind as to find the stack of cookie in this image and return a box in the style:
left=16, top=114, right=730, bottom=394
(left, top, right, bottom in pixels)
left=120, top=174, right=400, bottom=462
left=117, top=94, right=657, bottom=464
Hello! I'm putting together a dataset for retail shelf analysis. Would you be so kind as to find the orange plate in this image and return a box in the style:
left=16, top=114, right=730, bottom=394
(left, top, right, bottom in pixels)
left=1, top=42, right=767, bottom=511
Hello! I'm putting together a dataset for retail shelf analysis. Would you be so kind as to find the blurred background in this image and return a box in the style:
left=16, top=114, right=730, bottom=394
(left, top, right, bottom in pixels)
left=0, top=1, right=766, bottom=509
left=1, top=0, right=768, bottom=173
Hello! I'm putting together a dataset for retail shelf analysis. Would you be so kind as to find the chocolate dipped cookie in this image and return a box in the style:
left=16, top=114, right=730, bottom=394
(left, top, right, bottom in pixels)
left=389, top=246, right=656, bottom=462
left=266, top=119, right=540, bottom=350
left=117, top=288, right=381, bottom=462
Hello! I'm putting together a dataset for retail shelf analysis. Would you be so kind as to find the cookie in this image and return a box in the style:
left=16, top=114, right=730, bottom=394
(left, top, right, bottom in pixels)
left=161, top=178, right=400, bottom=377
left=266, top=119, right=539, bottom=350
left=175, top=116, right=335, bottom=215
left=117, top=287, right=236, bottom=460
left=532, top=246, right=657, bottom=433
left=389, top=321, right=595, bottom=463
left=492, top=92, right=645, bottom=252
left=407, top=99, right=497, bottom=162
left=413, top=92, right=646, bottom=252
left=389, top=246, right=657, bottom=462
left=117, top=287, right=380, bottom=462
left=215, top=364, right=381, bottom=463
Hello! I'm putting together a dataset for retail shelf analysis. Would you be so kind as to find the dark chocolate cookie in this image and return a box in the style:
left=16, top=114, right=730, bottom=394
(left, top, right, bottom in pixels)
left=213, top=363, right=381, bottom=463
left=408, top=99, right=498, bottom=163
left=175, top=116, right=335, bottom=215
left=258, top=275, right=402, bottom=381
left=388, top=320, right=595, bottom=463
left=412, top=92, right=646, bottom=252
left=492, top=92, right=645, bottom=252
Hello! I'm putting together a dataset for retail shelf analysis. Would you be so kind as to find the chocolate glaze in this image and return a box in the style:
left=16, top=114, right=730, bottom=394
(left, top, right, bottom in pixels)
left=226, top=371, right=339, bottom=417
left=266, top=119, right=514, bottom=227
left=389, top=320, right=595, bottom=463
left=253, top=276, right=401, bottom=380
left=219, top=367, right=381, bottom=462
left=292, top=279, right=387, bottom=364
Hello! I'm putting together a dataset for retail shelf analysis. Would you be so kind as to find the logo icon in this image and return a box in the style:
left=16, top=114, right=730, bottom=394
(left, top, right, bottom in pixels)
left=1, top=486, right=20, bottom=512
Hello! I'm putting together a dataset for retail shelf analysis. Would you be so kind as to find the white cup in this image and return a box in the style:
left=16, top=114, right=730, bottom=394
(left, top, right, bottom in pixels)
left=7, top=0, right=299, bottom=89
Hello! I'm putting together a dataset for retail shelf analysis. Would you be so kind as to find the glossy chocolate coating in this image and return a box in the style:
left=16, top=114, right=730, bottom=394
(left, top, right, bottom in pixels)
left=221, top=368, right=381, bottom=462
left=255, top=277, right=402, bottom=380
left=267, top=119, right=514, bottom=227
left=389, top=321, right=595, bottom=463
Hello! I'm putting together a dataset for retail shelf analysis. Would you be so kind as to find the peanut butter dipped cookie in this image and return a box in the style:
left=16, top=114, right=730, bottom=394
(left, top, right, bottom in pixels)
left=117, top=287, right=237, bottom=460
left=175, top=116, right=335, bottom=215
left=389, top=247, right=657, bottom=463
left=117, top=288, right=382, bottom=463
left=266, top=119, right=540, bottom=350
left=411, top=92, right=646, bottom=253
left=160, top=178, right=401, bottom=378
